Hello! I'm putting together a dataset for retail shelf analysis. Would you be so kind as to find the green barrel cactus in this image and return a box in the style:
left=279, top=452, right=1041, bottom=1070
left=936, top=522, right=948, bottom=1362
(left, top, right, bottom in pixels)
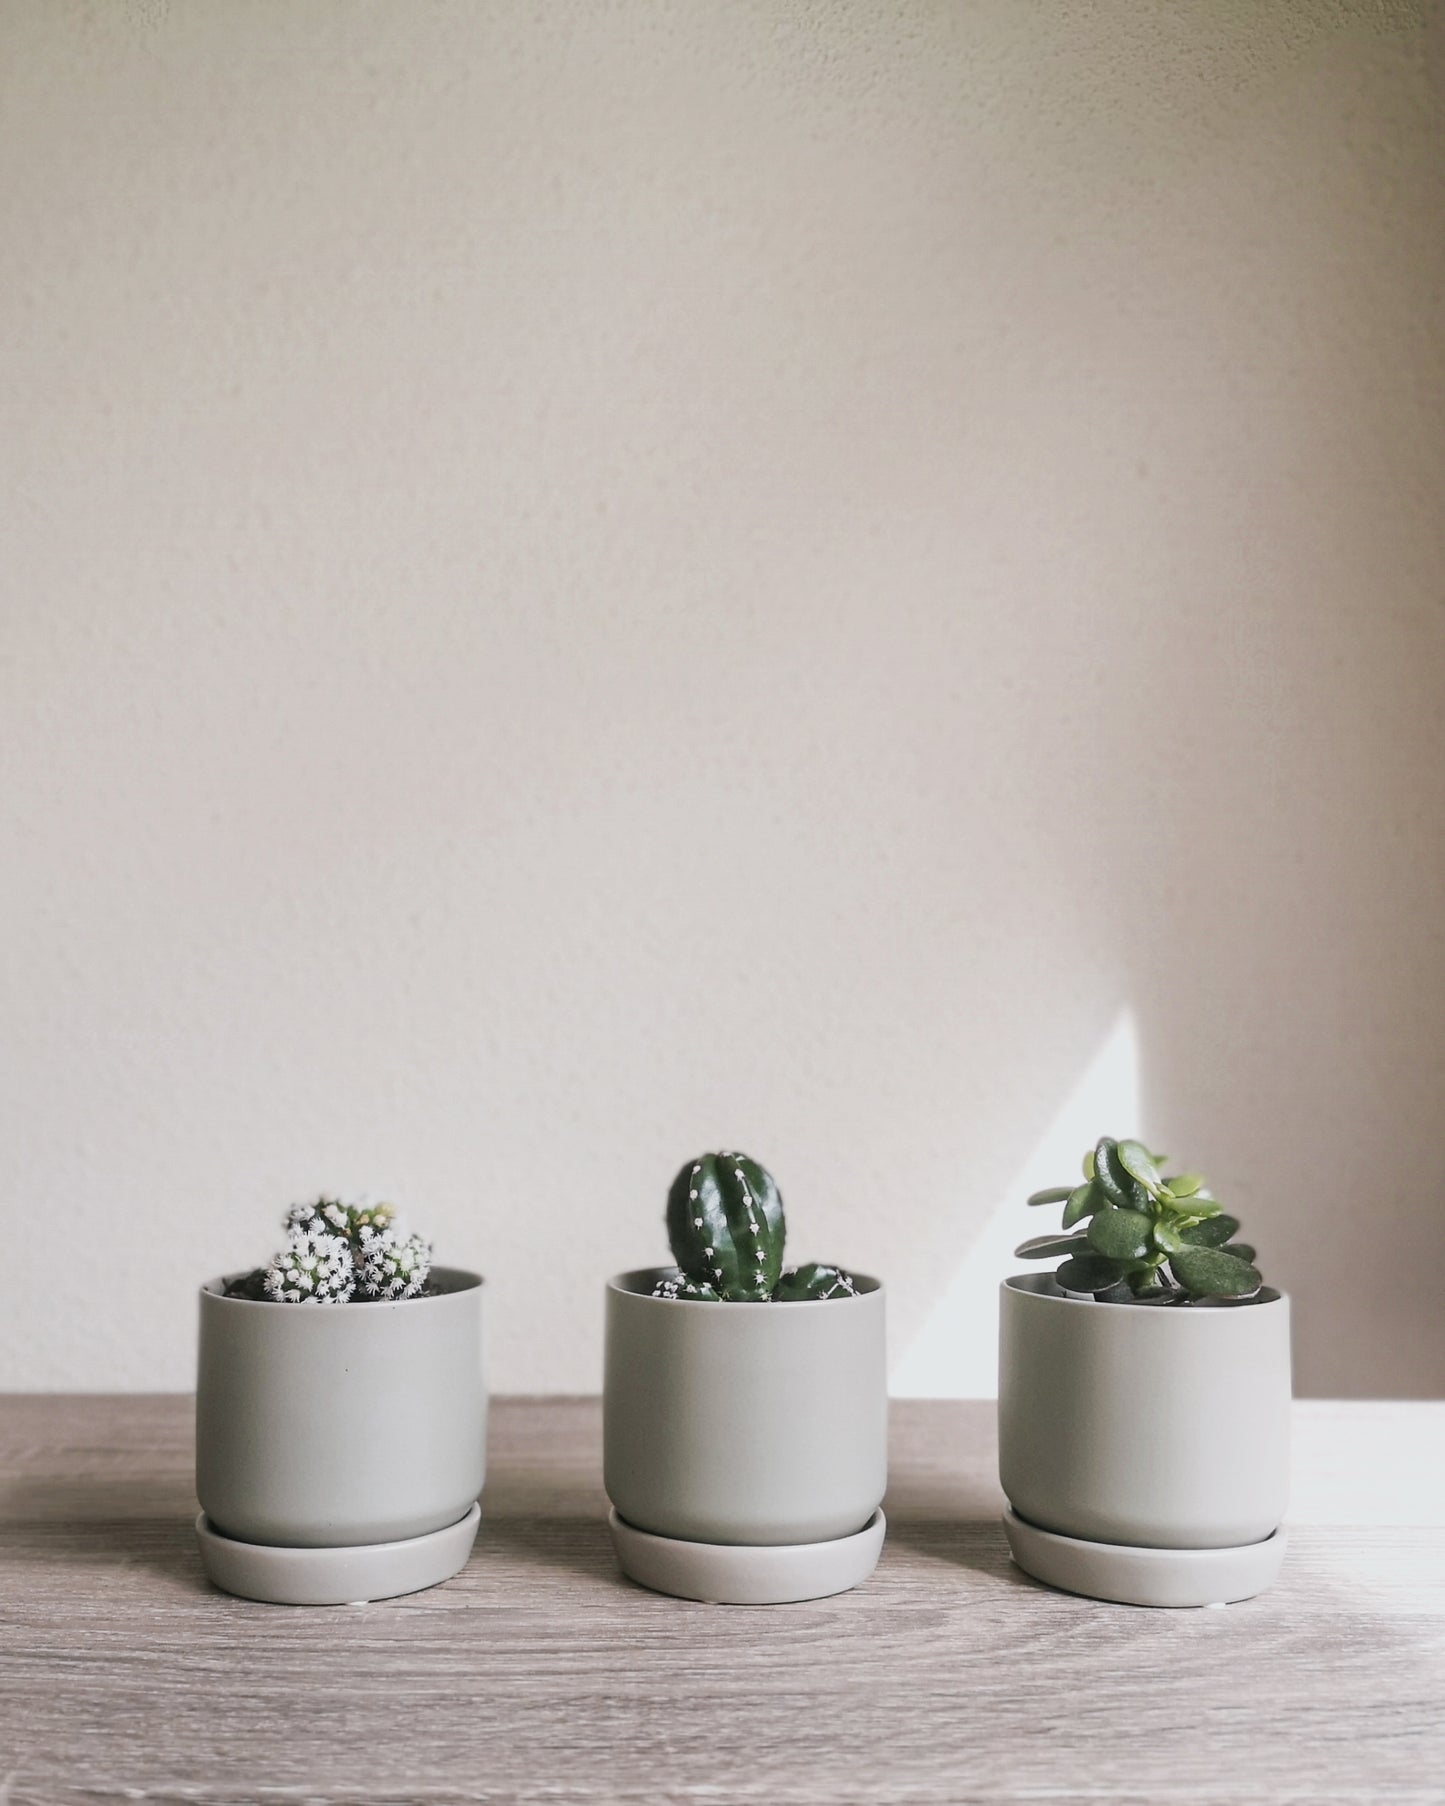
left=1017, top=1135, right=1263, bottom=1303
left=666, top=1151, right=785, bottom=1300
left=656, top=1151, right=857, bottom=1303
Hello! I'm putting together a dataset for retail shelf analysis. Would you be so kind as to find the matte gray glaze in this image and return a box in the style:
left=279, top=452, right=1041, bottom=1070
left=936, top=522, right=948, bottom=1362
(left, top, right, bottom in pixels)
left=1001, top=1507, right=1288, bottom=1608
left=196, top=1502, right=481, bottom=1605
left=608, top=1506, right=887, bottom=1604
left=196, top=1267, right=486, bottom=1548
left=999, top=1274, right=1291, bottom=1550
left=604, top=1268, right=887, bottom=1546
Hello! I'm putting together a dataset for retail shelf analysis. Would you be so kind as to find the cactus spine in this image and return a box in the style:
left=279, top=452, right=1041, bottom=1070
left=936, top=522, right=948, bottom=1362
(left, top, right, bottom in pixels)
left=666, top=1151, right=785, bottom=1300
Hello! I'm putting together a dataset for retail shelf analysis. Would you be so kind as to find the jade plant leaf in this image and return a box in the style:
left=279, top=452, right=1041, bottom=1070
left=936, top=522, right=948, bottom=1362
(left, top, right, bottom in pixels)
left=1151, top=1217, right=1184, bottom=1255
left=1178, top=1213, right=1240, bottom=1248
left=1055, top=1252, right=1130, bottom=1293
left=1164, top=1171, right=1206, bottom=1198
left=1224, top=1242, right=1256, bottom=1264
left=1168, top=1245, right=1261, bottom=1299
left=1027, top=1186, right=1074, bottom=1207
left=1117, top=1140, right=1164, bottom=1197
left=1061, top=1182, right=1100, bottom=1228
left=1092, top=1139, right=1129, bottom=1207
left=1086, top=1207, right=1153, bottom=1262
left=1014, top=1232, right=1091, bottom=1260
left=1094, top=1139, right=1152, bottom=1212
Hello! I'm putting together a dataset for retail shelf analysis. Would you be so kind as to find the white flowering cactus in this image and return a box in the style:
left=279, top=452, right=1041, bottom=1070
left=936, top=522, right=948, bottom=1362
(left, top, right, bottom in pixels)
left=357, top=1229, right=433, bottom=1300
left=233, top=1196, right=437, bottom=1305
left=285, top=1198, right=395, bottom=1242
left=263, top=1228, right=355, bottom=1303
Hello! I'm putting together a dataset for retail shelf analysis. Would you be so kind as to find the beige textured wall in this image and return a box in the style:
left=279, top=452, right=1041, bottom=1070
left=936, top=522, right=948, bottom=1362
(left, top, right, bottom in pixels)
left=3, top=2, right=1442, bottom=1397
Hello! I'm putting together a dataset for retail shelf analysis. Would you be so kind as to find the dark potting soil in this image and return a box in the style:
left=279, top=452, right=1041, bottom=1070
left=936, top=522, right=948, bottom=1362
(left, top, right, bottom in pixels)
left=220, top=1268, right=442, bottom=1303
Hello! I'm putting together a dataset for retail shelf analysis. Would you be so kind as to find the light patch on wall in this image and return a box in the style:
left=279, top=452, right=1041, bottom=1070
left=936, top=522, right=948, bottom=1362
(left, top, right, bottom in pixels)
left=891, top=1010, right=1141, bottom=1399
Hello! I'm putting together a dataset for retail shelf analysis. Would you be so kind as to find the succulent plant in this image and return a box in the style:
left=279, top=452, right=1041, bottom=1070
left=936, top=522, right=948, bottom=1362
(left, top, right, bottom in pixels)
left=357, top=1228, right=433, bottom=1301
left=1016, top=1136, right=1263, bottom=1303
left=654, top=1152, right=856, bottom=1302
left=263, top=1228, right=355, bottom=1303
left=235, top=1197, right=436, bottom=1305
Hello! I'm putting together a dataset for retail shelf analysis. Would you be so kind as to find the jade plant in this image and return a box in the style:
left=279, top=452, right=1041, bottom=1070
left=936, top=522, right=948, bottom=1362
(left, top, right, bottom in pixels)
left=223, top=1197, right=435, bottom=1304
left=652, top=1151, right=858, bottom=1302
left=1017, top=1136, right=1263, bottom=1303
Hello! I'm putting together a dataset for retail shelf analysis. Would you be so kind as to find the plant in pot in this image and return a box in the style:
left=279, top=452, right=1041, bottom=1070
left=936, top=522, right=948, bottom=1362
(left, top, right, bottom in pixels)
left=604, top=1151, right=887, bottom=1605
left=998, top=1136, right=1290, bottom=1608
left=195, top=1198, right=486, bottom=1605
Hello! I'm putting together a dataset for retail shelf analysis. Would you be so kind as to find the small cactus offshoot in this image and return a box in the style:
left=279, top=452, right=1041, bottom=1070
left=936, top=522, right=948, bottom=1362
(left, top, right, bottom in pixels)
left=773, top=1262, right=859, bottom=1302
left=230, top=1197, right=439, bottom=1304
left=653, top=1152, right=858, bottom=1303
left=650, top=1273, right=723, bottom=1302
left=1016, top=1136, right=1265, bottom=1304
left=263, top=1229, right=354, bottom=1303
left=357, top=1228, right=433, bottom=1300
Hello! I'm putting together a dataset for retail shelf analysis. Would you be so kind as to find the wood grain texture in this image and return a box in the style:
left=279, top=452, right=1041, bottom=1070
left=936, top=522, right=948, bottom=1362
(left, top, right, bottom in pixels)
left=1, top=1397, right=1443, bottom=1805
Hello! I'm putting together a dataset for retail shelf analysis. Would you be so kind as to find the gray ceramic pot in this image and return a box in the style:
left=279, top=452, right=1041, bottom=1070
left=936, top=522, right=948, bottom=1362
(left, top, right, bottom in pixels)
left=998, top=1273, right=1291, bottom=1550
left=603, top=1268, right=887, bottom=1546
left=196, top=1267, right=486, bottom=1548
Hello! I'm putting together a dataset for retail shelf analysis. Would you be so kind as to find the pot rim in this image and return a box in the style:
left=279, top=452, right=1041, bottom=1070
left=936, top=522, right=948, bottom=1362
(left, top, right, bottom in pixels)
left=201, top=1264, right=484, bottom=1310
left=1003, top=1272, right=1286, bottom=1311
left=608, top=1265, right=883, bottom=1308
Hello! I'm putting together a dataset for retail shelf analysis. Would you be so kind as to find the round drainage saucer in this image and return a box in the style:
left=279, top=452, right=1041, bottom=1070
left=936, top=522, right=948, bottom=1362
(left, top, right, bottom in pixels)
left=197, top=1502, right=481, bottom=1605
left=1002, top=1506, right=1286, bottom=1608
left=608, top=1506, right=885, bottom=1604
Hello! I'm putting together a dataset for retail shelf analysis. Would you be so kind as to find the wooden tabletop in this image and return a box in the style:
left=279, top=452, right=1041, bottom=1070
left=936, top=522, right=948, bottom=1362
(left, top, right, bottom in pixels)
left=2, top=1397, right=1443, bottom=1805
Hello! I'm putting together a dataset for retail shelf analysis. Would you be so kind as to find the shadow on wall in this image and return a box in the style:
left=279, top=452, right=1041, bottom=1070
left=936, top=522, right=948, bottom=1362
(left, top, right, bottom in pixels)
left=1123, top=0, right=1445, bottom=1399
left=885, top=7, right=1445, bottom=1403
left=893, top=1014, right=1142, bottom=1399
